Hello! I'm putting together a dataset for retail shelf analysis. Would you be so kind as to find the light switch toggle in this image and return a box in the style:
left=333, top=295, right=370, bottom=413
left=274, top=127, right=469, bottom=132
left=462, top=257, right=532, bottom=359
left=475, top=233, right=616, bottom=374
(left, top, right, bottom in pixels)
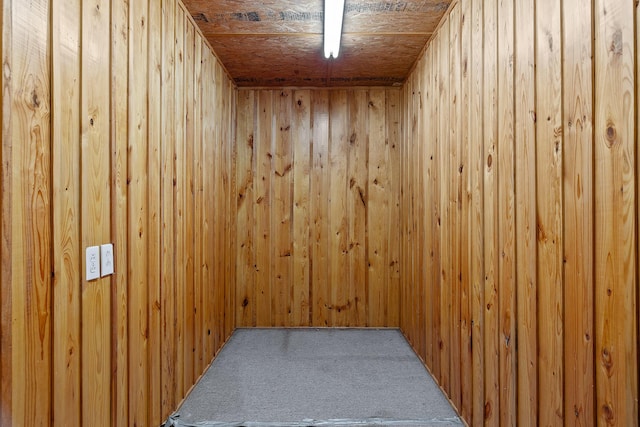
left=86, top=246, right=100, bottom=281
left=101, top=243, right=114, bottom=276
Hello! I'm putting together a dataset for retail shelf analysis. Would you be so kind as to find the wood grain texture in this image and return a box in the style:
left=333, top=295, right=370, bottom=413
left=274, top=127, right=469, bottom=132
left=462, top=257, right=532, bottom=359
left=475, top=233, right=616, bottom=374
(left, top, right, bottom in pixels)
left=9, top=1, right=53, bottom=426
left=438, top=19, right=452, bottom=395
left=401, top=2, right=639, bottom=427
left=448, top=5, right=461, bottom=410
left=311, top=90, right=330, bottom=326
left=0, top=0, right=11, bottom=422
left=1, top=1, right=237, bottom=425
left=423, top=47, right=434, bottom=369
left=236, top=90, right=256, bottom=327
left=348, top=90, right=368, bottom=326
left=255, top=90, right=273, bottom=326
left=329, top=90, right=349, bottom=326
left=497, top=0, right=515, bottom=424
left=173, top=5, right=186, bottom=401
left=272, top=90, right=293, bottom=326
left=128, top=0, right=150, bottom=424
left=148, top=1, right=163, bottom=424
left=386, top=89, right=401, bottom=327
left=536, top=0, right=564, bottom=424
left=236, top=88, right=401, bottom=328
left=81, top=0, right=112, bottom=425
left=201, top=48, right=215, bottom=360
left=181, top=0, right=451, bottom=87
left=514, top=0, right=537, bottom=425
left=594, top=0, right=638, bottom=424
left=458, top=0, right=472, bottom=420
left=562, top=0, right=594, bottom=424
left=368, top=89, right=388, bottom=327
left=110, top=0, right=130, bottom=425
left=52, top=0, right=81, bottom=424
left=482, top=0, right=499, bottom=423
left=292, top=90, right=311, bottom=325
left=183, top=18, right=195, bottom=389
left=469, top=1, right=484, bottom=424
left=160, top=0, right=176, bottom=416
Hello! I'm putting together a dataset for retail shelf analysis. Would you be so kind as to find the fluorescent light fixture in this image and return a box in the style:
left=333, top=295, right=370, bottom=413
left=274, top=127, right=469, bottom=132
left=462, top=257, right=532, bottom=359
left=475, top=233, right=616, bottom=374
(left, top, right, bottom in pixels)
left=324, top=0, right=345, bottom=59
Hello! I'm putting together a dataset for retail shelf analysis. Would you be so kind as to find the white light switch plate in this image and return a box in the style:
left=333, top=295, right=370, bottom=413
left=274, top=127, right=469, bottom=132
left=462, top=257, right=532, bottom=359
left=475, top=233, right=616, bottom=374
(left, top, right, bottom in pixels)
left=101, top=243, right=114, bottom=276
left=86, top=246, right=100, bottom=281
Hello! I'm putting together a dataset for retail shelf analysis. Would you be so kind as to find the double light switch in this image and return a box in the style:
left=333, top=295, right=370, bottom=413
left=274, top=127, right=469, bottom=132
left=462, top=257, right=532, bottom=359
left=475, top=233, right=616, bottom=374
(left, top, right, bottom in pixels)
left=86, top=243, right=115, bottom=281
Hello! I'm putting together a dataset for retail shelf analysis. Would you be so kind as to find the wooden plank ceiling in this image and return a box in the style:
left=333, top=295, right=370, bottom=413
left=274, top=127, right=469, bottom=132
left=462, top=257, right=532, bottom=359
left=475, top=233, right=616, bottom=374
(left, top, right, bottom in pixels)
left=182, top=0, right=451, bottom=87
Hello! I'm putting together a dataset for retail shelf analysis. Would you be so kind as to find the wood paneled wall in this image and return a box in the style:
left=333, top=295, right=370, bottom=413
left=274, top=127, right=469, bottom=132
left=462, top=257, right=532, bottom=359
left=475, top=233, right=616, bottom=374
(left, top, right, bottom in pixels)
left=0, top=0, right=236, bottom=425
left=400, top=0, right=640, bottom=426
left=235, top=88, right=401, bottom=327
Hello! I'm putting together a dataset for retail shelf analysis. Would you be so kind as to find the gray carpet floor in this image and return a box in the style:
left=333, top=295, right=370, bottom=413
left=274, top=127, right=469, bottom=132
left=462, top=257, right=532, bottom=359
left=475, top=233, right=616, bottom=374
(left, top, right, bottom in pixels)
left=167, top=328, right=463, bottom=427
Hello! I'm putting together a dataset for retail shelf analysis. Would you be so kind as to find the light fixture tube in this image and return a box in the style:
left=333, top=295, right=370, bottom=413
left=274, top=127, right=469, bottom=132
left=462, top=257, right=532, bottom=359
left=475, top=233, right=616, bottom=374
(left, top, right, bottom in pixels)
left=324, top=0, right=345, bottom=59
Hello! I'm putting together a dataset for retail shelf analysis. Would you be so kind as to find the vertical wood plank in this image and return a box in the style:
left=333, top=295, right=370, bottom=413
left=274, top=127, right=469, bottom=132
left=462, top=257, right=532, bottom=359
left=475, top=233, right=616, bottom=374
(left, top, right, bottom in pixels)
left=226, top=75, right=237, bottom=340
left=255, top=90, right=273, bottom=326
left=423, top=48, right=435, bottom=368
left=386, top=89, right=401, bottom=327
left=514, top=0, right=537, bottom=424
left=128, top=0, right=149, bottom=424
left=292, top=89, right=311, bottom=326
left=81, top=0, right=112, bottom=425
left=110, top=0, right=129, bottom=424
left=236, top=90, right=255, bottom=327
left=213, top=59, right=224, bottom=348
left=401, top=81, right=410, bottom=344
left=430, top=35, right=443, bottom=380
left=222, top=69, right=232, bottom=339
left=329, top=90, right=349, bottom=326
left=368, top=89, right=389, bottom=327
left=192, top=33, right=203, bottom=377
left=348, top=90, right=368, bottom=326
left=594, top=0, right=638, bottom=424
left=469, top=0, right=485, bottom=424
left=52, top=0, right=81, bottom=424
left=482, top=0, right=499, bottom=423
left=272, top=90, right=293, bottom=326
left=173, top=4, right=185, bottom=401
left=9, top=0, right=52, bottom=425
left=536, top=0, right=564, bottom=424
left=438, top=19, right=451, bottom=395
left=160, top=0, right=176, bottom=417
left=497, top=0, right=516, bottom=425
left=183, top=18, right=195, bottom=387
left=413, top=64, right=425, bottom=356
left=458, top=0, right=473, bottom=420
left=0, top=0, right=10, bottom=422
left=147, top=1, right=162, bottom=423
left=202, top=50, right=216, bottom=358
left=448, top=5, right=462, bottom=410
left=311, top=90, right=330, bottom=326
left=562, top=0, right=594, bottom=425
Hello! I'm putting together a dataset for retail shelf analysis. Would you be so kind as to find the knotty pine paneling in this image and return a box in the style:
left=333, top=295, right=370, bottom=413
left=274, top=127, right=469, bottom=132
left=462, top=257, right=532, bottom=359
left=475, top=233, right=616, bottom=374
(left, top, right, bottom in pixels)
left=0, top=0, right=237, bottom=425
left=401, top=0, right=639, bottom=426
left=235, top=88, right=402, bottom=328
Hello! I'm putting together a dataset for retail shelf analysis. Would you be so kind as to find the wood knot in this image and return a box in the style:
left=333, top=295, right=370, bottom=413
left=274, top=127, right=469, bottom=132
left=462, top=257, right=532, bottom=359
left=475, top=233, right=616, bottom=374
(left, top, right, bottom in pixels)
left=610, top=29, right=623, bottom=56
left=31, top=91, right=41, bottom=108
left=297, top=99, right=302, bottom=106
left=484, top=401, right=492, bottom=420
left=601, top=347, right=614, bottom=376
left=601, top=403, right=615, bottom=424
left=487, top=154, right=492, bottom=168
left=605, top=123, right=616, bottom=147
left=242, top=298, right=249, bottom=307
